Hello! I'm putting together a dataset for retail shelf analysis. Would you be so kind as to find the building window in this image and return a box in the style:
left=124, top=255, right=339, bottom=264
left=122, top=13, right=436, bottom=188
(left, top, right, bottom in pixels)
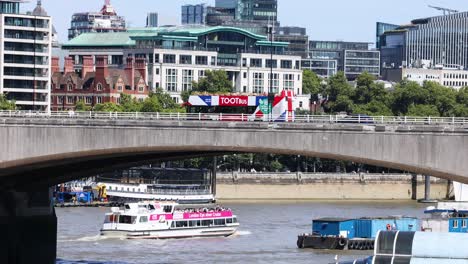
left=250, top=58, right=262, bottom=68
left=199, top=70, right=205, bottom=78
left=253, top=72, right=264, bottom=94
left=67, top=83, right=73, bottom=91
left=155, top=54, right=160, bottom=63
left=269, top=73, right=279, bottom=93
left=117, top=97, right=121, bottom=104
left=182, top=69, right=193, bottom=91
left=180, top=55, right=192, bottom=65
left=462, top=220, right=467, bottom=228
left=195, top=56, right=208, bottom=65
left=96, top=96, right=103, bottom=104
left=85, top=96, right=92, bottom=105
left=67, top=96, right=74, bottom=105
left=138, top=86, right=144, bottom=92
left=163, top=54, right=176, bottom=64
left=242, top=58, right=247, bottom=67
left=166, top=68, right=178, bottom=92
left=243, top=72, right=247, bottom=79
left=281, top=60, right=292, bottom=69
left=283, top=74, right=294, bottom=90
left=57, top=96, right=64, bottom=105
left=117, top=85, right=123, bottom=92
left=96, top=83, right=103, bottom=91
left=266, top=59, right=277, bottom=68
left=156, top=68, right=160, bottom=75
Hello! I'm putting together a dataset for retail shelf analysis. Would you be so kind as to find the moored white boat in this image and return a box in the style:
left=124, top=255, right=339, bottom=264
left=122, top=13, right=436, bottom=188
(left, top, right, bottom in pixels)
left=100, top=201, right=239, bottom=239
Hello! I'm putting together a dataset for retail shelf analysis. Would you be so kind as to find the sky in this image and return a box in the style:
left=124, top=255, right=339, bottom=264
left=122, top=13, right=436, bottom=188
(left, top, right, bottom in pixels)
left=22, top=0, right=468, bottom=45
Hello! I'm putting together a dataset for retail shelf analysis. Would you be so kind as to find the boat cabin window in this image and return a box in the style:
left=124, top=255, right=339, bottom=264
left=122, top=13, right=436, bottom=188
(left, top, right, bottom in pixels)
left=139, top=216, right=148, bottom=223
left=176, top=221, right=189, bottom=228
left=125, top=204, right=131, bottom=210
left=226, top=218, right=233, bottom=224
left=189, top=220, right=201, bottom=227
left=119, top=215, right=136, bottom=224
left=214, top=219, right=226, bottom=226
left=148, top=204, right=155, bottom=210
left=163, top=206, right=172, bottom=213
left=108, top=186, right=112, bottom=190
left=104, top=214, right=117, bottom=223
left=454, top=220, right=459, bottom=228
left=233, top=217, right=238, bottom=223
left=202, top=220, right=213, bottom=226
left=171, top=222, right=175, bottom=228
left=463, top=220, right=467, bottom=228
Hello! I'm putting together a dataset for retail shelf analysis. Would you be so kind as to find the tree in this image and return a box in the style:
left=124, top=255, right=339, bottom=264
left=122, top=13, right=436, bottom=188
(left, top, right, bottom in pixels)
left=191, top=70, right=233, bottom=94
left=120, top=93, right=142, bottom=112
left=353, top=100, right=393, bottom=116
left=391, top=81, right=429, bottom=115
left=140, top=88, right=184, bottom=113
left=75, top=100, right=91, bottom=111
left=423, top=81, right=457, bottom=117
left=0, top=94, right=15, bottom=110
left=406, top=104, right=440, bottom=117
left=302, top=70, right=322, bottom=95
left=324, top=72, right=354, bottom=101
left=354, top=72, right=390, bottom=105
left=93, top=102, right=123, bottom=112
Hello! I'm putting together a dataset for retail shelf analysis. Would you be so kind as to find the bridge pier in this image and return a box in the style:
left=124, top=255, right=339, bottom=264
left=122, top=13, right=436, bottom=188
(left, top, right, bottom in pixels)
left=419, top=175, right=438, bottom=203
left=0, top=187, right=56, bottom=264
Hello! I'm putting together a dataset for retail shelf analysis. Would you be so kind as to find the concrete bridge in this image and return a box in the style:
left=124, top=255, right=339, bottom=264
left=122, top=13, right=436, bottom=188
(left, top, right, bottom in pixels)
left=0, top=113, right=467, bottom=263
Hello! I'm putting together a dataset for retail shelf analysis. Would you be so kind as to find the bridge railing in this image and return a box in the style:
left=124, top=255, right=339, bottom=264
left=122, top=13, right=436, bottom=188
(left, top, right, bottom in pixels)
left=0, top=110, right=467, bottom=125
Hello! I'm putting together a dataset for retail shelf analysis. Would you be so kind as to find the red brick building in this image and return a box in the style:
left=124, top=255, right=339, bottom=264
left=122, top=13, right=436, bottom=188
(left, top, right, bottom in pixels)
left=51, top=55, right=149, bottom=111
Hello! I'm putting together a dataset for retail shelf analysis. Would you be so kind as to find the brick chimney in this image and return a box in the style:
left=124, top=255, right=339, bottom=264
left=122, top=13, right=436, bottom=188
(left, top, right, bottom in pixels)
left=51, top=56, right=60, bottom=74
left=135, top=57, right=147, bottom=84
left=125, top=56, right=135, bottom=90
left=95, top=56, right=109, bottom=80
left=64, top=57, right=74, bottom=74
left=82, top=56, right=94, bottom=79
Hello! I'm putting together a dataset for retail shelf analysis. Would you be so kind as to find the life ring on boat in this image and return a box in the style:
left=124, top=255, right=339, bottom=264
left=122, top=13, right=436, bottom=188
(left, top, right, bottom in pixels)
left=159, top=215, right=166, bottom=223
left=386, top=224, right=391, bottom=231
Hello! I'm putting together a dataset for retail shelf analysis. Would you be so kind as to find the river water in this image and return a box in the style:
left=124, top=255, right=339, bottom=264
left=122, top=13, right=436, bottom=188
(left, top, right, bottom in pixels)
left=56, top=201, right=427, bottom=264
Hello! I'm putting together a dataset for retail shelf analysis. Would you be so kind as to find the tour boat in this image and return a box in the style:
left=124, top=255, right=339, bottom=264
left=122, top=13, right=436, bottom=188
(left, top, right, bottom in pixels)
left=100, top=201, right=239, bottom=239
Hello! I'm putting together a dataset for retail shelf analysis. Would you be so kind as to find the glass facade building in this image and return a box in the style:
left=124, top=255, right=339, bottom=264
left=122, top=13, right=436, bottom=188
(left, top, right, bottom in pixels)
left=181, top=4, right=208, bottom=25
left=309, top=40, right=380, bottom=79
left=146, top=12, right=158, bottom=27
left=381, top=12, right=468, bottom=70
left=376, top=22, right=399, bottom=49
left=0, top=0, right=52, bottom=110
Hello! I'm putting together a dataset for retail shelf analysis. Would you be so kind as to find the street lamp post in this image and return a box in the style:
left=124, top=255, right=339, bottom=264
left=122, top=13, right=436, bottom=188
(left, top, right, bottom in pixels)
left=268, top=24, right=275, bottom=122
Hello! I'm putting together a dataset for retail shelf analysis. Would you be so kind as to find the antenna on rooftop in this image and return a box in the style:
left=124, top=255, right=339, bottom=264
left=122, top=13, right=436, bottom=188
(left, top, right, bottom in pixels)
left=428, top=5, right=459, bottom=15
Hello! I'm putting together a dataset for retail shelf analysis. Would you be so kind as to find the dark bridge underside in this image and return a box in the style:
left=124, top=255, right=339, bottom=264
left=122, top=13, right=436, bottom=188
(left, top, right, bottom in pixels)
left=0, top=150, right=232, bottom=191
left=1, top=145, right=467, bottom=190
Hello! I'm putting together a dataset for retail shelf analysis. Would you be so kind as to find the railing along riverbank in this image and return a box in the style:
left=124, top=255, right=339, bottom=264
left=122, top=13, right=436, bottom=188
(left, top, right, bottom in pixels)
left=0, top=110, right=468, bottom=125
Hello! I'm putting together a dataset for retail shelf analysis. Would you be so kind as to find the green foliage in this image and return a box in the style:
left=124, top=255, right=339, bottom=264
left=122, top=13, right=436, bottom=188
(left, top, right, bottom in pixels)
left=0, top=94, right=15, bottom=110
left=140, top=88, right=185, bottom=113
left=302, top=69, right=322, bottom=95
left=324, top=72, right=354, bottom=101
left=120, top=93, right=142, bottom=112
left=75, top=100, right=91, bottom=111
left=406, top=104, right=440, bottom=117
left=93, top=103, right=123, bottom=112
left=353, top=100, right=393, bottom=116
left=192, top=70, right=233, bottom=94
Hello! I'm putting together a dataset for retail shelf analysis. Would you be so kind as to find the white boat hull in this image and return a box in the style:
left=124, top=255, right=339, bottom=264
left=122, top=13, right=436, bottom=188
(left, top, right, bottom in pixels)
left=101, top=226, right=238, bottom=239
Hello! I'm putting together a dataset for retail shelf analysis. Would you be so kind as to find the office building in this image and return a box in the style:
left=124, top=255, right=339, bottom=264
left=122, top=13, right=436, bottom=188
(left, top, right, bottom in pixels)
left=275, top=26, right=309, bottom=58
left=181, top=4, right=208, bottom=25
left=309, top=40, right=380, bottom=79
left=383, top=68, right=468, bottom=91
left=380, top=12, right=468, bottom=70
left=63, top=26, right=303, bottom=102
left=68, top=0, right=126, bottom=40
left=146, top=12, right=158, bottom=27
left=376, top=22, right=399, bottom=49
left=0, top=0, right=52, bottom=110
left=216, top=0, right=278, bottom=22
left=301, top=59, right=337, bottom=78
left=50, top=56, right=149, bottom=111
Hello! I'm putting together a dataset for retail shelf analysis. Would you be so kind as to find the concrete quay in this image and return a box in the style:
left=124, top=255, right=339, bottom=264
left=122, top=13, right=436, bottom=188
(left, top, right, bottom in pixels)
left=216, top=173, right=450, bottom=201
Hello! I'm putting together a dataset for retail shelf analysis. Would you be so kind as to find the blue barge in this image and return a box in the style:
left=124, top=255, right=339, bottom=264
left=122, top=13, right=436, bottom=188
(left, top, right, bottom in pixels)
left=297, top=216, right=419, bottom=250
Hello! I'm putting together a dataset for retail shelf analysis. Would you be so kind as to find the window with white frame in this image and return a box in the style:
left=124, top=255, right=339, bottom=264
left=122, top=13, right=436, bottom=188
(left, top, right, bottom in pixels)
left=85, top=96, right=92, bottom=105
left=268, top=73, right=279, bottom=93
left=253, top=72, right=264, bottom=94
left=117, top=85, right=123, bottom=92
left=117, top=97, right=121, bottom=104
left=199, top=70, right=205, bottom=78
left=67, top=83, right=73, bottom=91
left=283, top=74, right=294, bottom=91
left=96, top=96, right=103, bottom=104
left=67, top=96, right=74, bottom=104
left=138, top=85, right=144, bottom=92
left=96, top=83, right=103, bottom=91
left=57, top=96, right=64, bottom=105
left=182, top=69, right=194, bottom=91
left=166, top=68, right=178, bottom=92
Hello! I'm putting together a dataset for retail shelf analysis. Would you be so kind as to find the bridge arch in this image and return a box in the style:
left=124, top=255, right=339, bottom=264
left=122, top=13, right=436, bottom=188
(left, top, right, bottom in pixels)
left=0, top=118, right=467, bottom=188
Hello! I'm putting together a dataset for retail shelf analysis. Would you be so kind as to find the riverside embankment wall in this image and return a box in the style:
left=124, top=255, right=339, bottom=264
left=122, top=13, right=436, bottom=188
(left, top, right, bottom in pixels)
left=216, top=173, right=450, bottom=200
